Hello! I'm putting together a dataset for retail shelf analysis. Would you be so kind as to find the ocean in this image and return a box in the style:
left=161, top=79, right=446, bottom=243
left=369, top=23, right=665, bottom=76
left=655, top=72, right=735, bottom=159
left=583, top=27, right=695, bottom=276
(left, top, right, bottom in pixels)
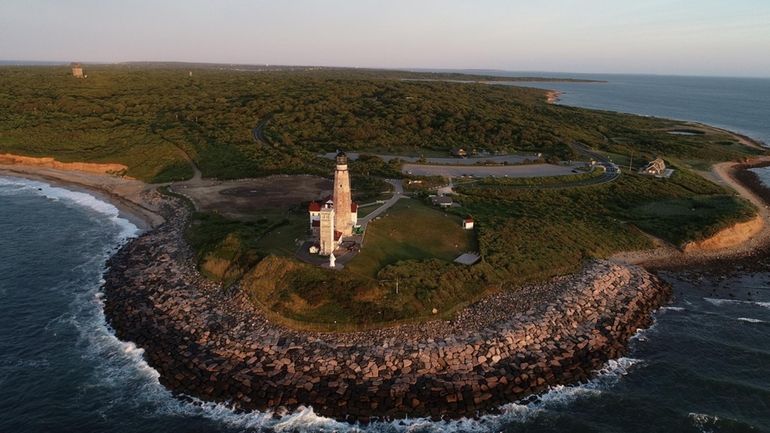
left=2, top=74, right=770, bottom=432
left=494, top=72, right=770, bottom=146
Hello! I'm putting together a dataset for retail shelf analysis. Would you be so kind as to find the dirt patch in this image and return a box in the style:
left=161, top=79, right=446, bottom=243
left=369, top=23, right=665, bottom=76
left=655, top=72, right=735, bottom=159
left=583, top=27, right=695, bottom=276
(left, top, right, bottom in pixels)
left=174, top=175, right=332, bottom=219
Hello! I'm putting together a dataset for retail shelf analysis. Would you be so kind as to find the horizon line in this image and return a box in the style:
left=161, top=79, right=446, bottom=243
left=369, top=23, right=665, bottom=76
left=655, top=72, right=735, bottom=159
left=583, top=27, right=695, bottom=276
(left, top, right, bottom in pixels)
left=1, top=59, right=768, bottom=80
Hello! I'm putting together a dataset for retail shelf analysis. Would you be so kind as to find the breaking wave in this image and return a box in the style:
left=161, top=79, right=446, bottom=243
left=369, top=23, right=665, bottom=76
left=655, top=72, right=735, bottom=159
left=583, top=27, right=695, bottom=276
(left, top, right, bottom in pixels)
left=689, top=412, right=721, bottom=433
left=0, top=175, right=139, bottom=241
left=736, top=317, right=766, bottom=323
left=704, top=297, right=770, bottom=310
left=3, top=175, right=647, bottom=432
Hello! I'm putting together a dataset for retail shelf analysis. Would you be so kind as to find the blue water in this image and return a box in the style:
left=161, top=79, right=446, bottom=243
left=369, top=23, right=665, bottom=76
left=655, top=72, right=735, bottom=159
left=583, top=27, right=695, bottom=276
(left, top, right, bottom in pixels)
left=498, top=72, right=770, bottom=145
left=3, top=72, right=770, bottom=432
left=2, top=177, right=769, bottom=433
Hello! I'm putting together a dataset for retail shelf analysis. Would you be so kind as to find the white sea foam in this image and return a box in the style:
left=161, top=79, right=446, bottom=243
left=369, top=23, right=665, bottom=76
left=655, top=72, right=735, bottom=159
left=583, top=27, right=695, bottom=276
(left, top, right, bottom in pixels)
left=704, top=297, right=770, bottom=310
left=688, top=412, right=720, bottom=433
left=661, top=306, right=685, bottom=312
left=78, top=281, right=646, bottom=433
left=16, top=171, right=640, bottom=432
left=736, top=317, right=766, bottom=323
left=167, top=357, right=642, bottom=433
left=0, top=175, right=139, bottom=240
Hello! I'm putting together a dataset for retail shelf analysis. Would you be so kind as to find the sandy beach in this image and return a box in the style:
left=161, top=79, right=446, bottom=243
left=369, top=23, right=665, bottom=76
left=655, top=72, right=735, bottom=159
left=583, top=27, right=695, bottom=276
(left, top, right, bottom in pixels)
left=0, top=164, right=164, bottom=230
left=610, top=156, right=770, bottom=267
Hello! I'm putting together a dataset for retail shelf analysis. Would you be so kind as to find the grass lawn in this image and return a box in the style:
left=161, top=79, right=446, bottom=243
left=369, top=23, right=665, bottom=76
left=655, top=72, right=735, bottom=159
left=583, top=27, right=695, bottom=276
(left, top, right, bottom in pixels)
left=253, top=211, right=309, bottom=257
left=628, top=195, right=755, bottom=246
left=347, top=199, right=475, bottom=278
left=240, top=199, right=483, bottom=329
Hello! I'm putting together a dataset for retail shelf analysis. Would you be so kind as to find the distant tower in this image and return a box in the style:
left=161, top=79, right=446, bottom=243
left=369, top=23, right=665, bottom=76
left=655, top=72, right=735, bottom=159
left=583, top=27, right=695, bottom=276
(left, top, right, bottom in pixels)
left=319, top=202, right=336, bottom=256
left=333, top=151, right=353, bottom=236
left=71, top=63, right=84, bottom=78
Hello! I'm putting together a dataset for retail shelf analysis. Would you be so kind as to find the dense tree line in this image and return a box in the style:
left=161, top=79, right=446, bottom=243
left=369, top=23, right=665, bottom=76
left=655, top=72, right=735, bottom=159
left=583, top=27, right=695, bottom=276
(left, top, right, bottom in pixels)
left=0, top=65, right=759, bottom=182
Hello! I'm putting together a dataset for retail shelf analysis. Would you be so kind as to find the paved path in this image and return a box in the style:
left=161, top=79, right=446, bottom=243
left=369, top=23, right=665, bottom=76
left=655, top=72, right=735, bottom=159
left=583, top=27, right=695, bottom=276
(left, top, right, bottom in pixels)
left=357, top=179, right=404, bottom=227
left=402, top=162, right=578, bottom=178
left=321, top=152, right=537, bottom=165
left=252, top=115, right=273, bottom=145
left=571, top=142, right=620, bottom=186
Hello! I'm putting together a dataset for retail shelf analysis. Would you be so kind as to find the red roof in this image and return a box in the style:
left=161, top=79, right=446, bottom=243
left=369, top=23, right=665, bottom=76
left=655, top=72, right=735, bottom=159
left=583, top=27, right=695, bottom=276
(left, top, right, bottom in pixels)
left=351, top=202, right=358, bottom=212
left=308, top=201, right=322, bottom=212
left=464, top=217, right=474, bottom=223
left=334, top=231, right=343, bottom=241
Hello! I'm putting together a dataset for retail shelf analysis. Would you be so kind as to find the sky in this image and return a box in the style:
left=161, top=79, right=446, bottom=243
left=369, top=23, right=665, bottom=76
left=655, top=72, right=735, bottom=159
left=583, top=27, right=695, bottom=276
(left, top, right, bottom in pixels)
left=1, top=0, right=769, bottom=77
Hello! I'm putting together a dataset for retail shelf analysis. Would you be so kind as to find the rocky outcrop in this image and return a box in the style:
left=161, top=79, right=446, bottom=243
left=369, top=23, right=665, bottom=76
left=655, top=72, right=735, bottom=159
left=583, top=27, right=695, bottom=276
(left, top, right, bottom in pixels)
left=0, top=153, right=128, bottom=175
left=103, top=201, right=670, bottom=423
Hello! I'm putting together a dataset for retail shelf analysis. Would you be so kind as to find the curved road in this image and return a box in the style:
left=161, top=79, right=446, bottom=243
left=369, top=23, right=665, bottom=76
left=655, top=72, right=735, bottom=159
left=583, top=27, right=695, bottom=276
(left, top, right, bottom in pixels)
left=357, top=179, right=404, bottom=227
left=252, top=116, right=273, bottom=145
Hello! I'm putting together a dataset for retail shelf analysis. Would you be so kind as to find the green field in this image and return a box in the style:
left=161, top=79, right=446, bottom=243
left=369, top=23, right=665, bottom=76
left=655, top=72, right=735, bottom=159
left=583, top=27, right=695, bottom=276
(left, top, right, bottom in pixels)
left=185, top=212, right=276, bottom=285
left=241, top=200, right=481, bottom=329
left=454, top=169, right=756, bottom=283
left=347, top=199, right=475, bottom=278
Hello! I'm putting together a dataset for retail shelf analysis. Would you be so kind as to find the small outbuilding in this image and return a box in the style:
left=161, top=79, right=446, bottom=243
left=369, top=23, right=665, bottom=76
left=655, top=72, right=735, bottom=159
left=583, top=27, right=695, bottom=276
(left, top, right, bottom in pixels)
left=463, top=217, right=474, bottom=230
left=454, top=252, right=481, bottom=265
left=451, top=147, right=468, bottom=158
left=431, top=195, right=453, bottom=208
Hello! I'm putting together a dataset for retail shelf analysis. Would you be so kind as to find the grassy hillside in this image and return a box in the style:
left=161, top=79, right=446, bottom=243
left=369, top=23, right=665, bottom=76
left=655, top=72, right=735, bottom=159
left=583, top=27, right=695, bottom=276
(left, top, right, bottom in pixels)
left=0, top=65, right=762, bottom=181
left=4, top=64, right=766, bottom=328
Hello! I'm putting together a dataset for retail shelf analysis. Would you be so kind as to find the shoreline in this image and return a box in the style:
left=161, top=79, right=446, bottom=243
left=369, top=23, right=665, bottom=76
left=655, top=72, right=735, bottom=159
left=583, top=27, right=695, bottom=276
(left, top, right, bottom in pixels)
left=102, top=198, right=671, bottom=421
left=610, top=156, right=770, bottom=269
left=2, top=138, right=770, bottom=421
left=0, top=165, right=164, bottom=231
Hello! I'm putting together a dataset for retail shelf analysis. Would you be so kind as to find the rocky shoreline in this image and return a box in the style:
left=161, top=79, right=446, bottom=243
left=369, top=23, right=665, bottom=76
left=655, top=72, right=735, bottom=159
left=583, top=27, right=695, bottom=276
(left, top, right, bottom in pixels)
left=103, top=196, right=670, bottom=423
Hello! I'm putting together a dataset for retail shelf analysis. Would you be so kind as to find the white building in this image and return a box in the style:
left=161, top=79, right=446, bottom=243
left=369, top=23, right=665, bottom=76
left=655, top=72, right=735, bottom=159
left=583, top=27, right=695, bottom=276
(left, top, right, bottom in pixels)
left=463, top=217, right=474, bottom=230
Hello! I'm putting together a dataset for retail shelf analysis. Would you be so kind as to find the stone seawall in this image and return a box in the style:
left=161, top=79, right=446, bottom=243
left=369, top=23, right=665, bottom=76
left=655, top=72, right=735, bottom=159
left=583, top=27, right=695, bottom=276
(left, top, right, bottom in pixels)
left=103, top=203, right=670, bottom=422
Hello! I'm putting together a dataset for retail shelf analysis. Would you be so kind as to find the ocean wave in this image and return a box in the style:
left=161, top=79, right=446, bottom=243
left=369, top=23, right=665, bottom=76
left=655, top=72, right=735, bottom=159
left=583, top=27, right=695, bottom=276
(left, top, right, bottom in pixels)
left=28, top=172, right=642, bottom=431
left=79, top=271, right=646, bottom=433
left=687, top=411, right=757, bottom=433
left=0, top=175, right=138, bottom=240
left=148, top=358, right=642, bottom=433
left=704, top=297, right=770, bottom=311
left=689, top=412, right=720, bottom=433
left=629, top=308, right=664, bottom=345
left=660, top=306, right=685, bottom=312
left=736, top=317, right=766, bottom=323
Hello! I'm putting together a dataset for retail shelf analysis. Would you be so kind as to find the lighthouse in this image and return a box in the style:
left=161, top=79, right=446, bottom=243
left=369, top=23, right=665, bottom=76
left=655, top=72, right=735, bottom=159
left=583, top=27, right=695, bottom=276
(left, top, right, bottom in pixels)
left=307, top=151, right=359, bottom=256
left=333, top=151, right=353, bottom=236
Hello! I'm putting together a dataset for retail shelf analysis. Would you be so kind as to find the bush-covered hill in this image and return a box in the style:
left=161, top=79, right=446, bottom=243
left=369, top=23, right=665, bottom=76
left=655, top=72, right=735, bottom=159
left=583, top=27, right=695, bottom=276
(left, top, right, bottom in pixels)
left=0, top=65, right=761, bottom=181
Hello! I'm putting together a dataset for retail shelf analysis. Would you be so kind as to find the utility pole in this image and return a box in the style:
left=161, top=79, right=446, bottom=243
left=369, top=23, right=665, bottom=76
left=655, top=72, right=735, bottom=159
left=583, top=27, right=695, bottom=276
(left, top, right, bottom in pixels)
left=395, top=276, right=399, bottom=295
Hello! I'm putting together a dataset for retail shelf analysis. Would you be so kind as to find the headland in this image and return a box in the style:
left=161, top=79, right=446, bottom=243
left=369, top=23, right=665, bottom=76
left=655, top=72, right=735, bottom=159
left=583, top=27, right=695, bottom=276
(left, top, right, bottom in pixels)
left=5, top=145, right=770, bottom=422
left=3, top=65, right=770, bottom=423
left=102, top=194, right=669, bottom=421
